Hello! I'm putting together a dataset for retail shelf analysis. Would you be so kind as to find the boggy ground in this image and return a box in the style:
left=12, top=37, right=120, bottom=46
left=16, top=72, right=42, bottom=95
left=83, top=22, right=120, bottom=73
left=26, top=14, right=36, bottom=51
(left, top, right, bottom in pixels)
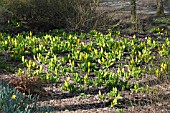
left=0, top=30, right=170, bottom=113
left=0, top=1, right=170, bottom=113
left=0, top=37, right=169, bottom=113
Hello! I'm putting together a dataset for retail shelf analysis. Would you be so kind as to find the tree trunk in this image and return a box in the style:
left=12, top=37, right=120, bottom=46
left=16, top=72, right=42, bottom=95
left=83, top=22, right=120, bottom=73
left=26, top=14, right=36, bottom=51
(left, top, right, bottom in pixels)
left=130, top=0, right=137, bottom=31
left=156, top=0, right=165, bottom=16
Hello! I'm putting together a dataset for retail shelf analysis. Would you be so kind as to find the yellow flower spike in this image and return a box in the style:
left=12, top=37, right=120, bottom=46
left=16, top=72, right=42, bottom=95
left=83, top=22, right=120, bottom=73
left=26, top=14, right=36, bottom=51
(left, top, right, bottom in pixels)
left=17, top=68, right=24, bottom=76
left=22, top=56, right=25, bottom=62
left=14, top=50, right=18, bottom=54
left=74, top=36, right=77, bottom=40
left=103, top=71, right=108, bottom=77
left=71, top=60, right=75, bottom=67
left=164, top=64, right=167, bottom=70
left=33, top=55, right=36, bottom=60
left=111, top=98, right=117, bottom=106
left=77, top=50, right=80, bottom=54
left=49, top=35, right=52, bottom=40
left=155, top=69, right=159, bottom=76
left=69, top=59, right=71, bottom=64
left=49, top=60, right=54, bottom=67
left=35, top=70, right=40, bottom=76
left=11, top=38, right=14, bottom=45
left=54, top=55, right=57, bottom=62
left=14, top=39, right=17, bottom=47
left=4, top=40, right=8, bottom=45
left=74, top=39, right=77, bottom=43
left=68, top=54, right=70, bottom=58
left=122, top=68, right=125, bottom=73
left=28, top=40, right=32, bottom=45
left=133, top=34, right=136, bottom=39
left=84, top=53, right=88, bottom=60
left=44, top=35, right=50, bottom=40
left=99, top=43, right=103, bottom=47
left=58, top=44, right=60, bottom=50
left=131, top=40, right=134, bottom=46
left=115, top=49, right=118, bottom=54
left=51, top=37, right=54, bottom=42
left=117, top=67, right=121, bottom=74
left=77, top=39, right=80, bottom=44
left=88, top=46, right=92, bottom=51
left=94, top=49, right=98, bottom=55
left=88, top=62, right=91, bottom=68
left=138, top=66, right=141, bottom=70
left=104, top=51, right=107, bottom=56
left=40, top=53, right=44, bottom=60
left=39, top=45, right=42, bottom=51
left=138, top=52, right=141, bottom=59
left=130, top=59, right=135, bottom=65
left=88, top=68, right=90, bottom=74
left=29, top=60, right=33, bottom=66
left=39, top=65, right=43, bottom=73
left=43, top=46, right=47, bottom=52
left=101, top=57, right=105, bottom=62
left=26, top=64, right=31, bottom=69
left=161, top=63, right=163, bottom=69
left=117, top=31, right=120, bottom=35
left=32, top=61, right=36, bottom=67
left=79, top=53, right=82, bottom=60
left=68, top=35, right=72, bottom=39
left=30, top=31, right=32, bottom=37
left=81, top=42, right=85, bottom=47
left=54, top=68, right=58, bottom=74
left=68, top=42, right=70, bottom=48
left=100, top=47, right=103, bottom=54
left=84, top=74, right=88, bottom=84
left=161, top=63, right=167, bottom=71
left=64, top=80, right=69, bottom=87
left=99, top=90, right=102, bottom=96
left=11, top=94, right=16, bottom=99
left=71, top=44, right=74, bottom=48
left=98, top=59, right=101, bottom=64
left=46, top=73, right=50, bottom=80
left=152, top=56, right=156, bottom=60
left=162, top=44, right=166, bottom=50
left=36, top=47, right=39, bottom=52
left=157, top=46, right=161, bottom=51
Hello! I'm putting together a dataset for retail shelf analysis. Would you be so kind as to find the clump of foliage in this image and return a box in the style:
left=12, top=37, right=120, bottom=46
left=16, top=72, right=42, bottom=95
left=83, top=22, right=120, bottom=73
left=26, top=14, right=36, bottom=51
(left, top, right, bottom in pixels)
left=9, top=75, right=47, bottom=96
left=0, top=28, right=169, bottom=107
left=0, top=82, right=39, bottom=113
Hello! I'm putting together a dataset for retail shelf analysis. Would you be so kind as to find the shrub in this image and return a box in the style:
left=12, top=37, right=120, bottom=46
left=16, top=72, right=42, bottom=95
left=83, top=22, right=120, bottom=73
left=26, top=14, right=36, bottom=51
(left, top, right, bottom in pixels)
left=1, top=0, right=112, bottom=32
